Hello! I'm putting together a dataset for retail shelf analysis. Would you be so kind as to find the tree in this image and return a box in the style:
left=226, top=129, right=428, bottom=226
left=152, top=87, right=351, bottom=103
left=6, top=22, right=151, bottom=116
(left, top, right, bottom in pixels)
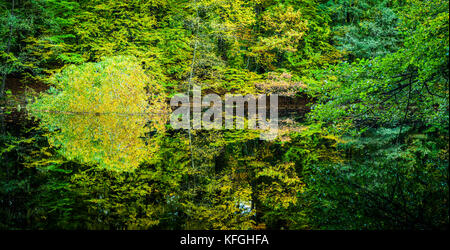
left=29, top=56, right=168, bottom=171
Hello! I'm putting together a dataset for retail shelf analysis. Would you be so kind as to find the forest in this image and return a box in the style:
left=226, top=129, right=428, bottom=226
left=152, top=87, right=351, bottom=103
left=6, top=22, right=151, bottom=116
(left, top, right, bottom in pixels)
left=0, top=0, right=448, bottom=230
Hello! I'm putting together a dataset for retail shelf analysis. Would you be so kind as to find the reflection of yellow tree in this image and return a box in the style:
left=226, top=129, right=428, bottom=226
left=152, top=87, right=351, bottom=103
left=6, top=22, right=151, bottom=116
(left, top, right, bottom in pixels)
left=29, top=56, right=168, bottom=171
left=39, top=113, right=159, bottom=171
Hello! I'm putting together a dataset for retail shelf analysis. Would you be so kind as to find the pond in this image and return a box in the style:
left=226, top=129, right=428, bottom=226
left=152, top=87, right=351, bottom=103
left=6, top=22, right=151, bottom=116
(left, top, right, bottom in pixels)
left=1, top=87, right=309, bottom=229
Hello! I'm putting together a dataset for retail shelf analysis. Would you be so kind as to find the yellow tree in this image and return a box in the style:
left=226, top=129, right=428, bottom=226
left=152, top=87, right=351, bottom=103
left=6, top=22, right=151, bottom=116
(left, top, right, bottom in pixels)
left=29, top=56, right=168, bottom=171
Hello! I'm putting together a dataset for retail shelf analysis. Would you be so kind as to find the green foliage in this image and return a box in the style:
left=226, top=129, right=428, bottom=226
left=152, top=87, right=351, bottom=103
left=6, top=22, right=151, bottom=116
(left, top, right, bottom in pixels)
left=306, top=0, right=449, bottom=133
left=0, top=130, right=76, bottom=229
left=1, top=0, right=448, bottom=230
left=301, top=0, right=449, bottom=229
left=304, top=127, right=449, bottom=229
left=324, top=0, right=402, bottom=60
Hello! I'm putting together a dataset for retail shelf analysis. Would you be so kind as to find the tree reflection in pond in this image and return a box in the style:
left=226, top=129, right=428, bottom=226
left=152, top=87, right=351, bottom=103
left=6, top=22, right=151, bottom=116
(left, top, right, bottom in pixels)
left=32, top=112, right=161, bottom=171
left=28, top=56, right=168, bottom=171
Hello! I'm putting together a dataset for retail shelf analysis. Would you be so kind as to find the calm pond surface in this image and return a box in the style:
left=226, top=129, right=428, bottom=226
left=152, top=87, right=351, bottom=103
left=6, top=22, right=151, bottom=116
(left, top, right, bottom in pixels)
left=1, top=95, right=310, bottom=229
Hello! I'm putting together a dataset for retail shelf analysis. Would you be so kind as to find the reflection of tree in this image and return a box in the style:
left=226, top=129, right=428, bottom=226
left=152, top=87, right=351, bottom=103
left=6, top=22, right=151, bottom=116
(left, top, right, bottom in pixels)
left=35, top=113, right=159, bottom=171
left=28, top=56, right=168, bottom=171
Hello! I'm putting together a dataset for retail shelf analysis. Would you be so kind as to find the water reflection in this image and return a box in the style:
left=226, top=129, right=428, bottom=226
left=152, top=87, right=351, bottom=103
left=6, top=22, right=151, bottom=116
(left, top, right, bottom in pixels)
left=32, top=112, right=159, bottom=171
left=22, top=109, right=304, bottom=229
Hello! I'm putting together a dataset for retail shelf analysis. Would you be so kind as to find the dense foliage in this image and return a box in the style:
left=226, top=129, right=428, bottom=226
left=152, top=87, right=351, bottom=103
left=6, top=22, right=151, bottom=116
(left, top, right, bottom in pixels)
left=0, top=0, right=448, bottom=229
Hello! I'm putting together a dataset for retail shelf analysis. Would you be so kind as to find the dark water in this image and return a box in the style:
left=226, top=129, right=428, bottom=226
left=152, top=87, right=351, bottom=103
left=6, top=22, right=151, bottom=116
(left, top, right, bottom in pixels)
left=0, top=95, right=309, bottom=229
